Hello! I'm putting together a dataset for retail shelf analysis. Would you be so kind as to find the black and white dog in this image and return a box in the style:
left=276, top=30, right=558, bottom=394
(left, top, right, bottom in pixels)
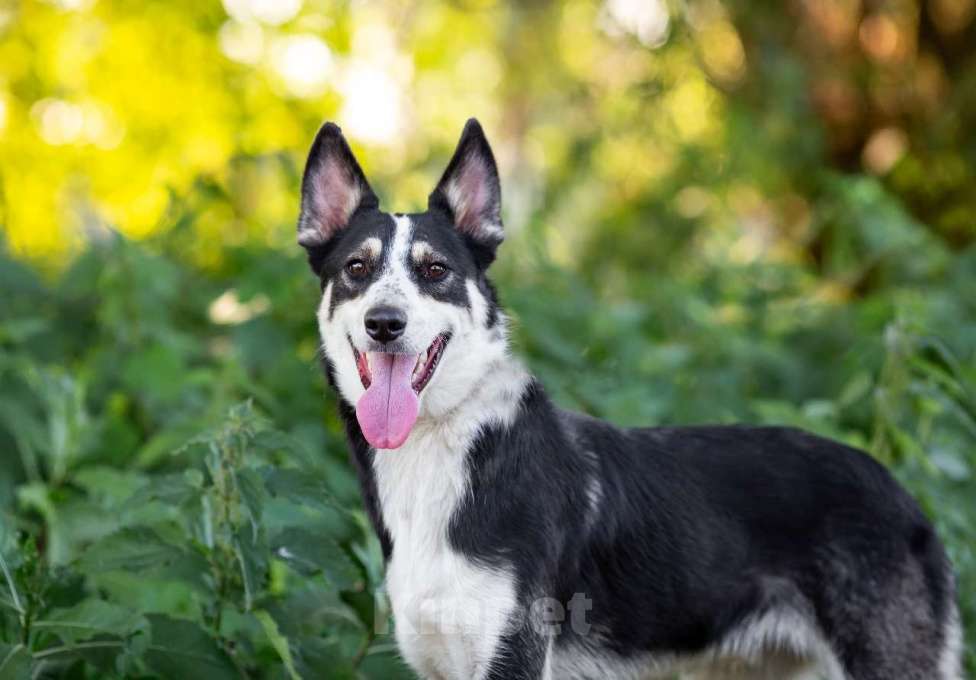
left=297, top=119, right=963, bottom=680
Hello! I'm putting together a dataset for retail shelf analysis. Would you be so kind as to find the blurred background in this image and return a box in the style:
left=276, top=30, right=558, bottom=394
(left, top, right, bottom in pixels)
left=0, top=0, right=974, bottom=677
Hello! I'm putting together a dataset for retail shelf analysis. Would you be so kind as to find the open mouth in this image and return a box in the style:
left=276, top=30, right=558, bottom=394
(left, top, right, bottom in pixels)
left=352, top=333, right=450, bottom=394
left=350, top=333, right=450, bottom=450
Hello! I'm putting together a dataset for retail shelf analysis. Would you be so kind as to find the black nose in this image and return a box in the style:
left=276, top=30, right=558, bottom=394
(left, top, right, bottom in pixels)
left=364, top=306, right=407, bottom=343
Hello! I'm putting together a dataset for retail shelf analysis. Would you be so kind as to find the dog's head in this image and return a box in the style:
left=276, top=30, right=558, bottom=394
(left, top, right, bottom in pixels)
left=298, top=119, right=508, bottom=449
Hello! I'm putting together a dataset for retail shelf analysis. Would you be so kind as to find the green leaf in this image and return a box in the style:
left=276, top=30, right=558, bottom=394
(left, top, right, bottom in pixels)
left=234, top=528, right=267, bottom=611
left=265, top=585, right=365, bottom=640
left=78, top=527, right=185, bottom=573
left=87, top=571, right=205, bottom=619
left=254, top=610, right=301, bottom=680
left=262, top=468, right=343, bottom=515
left=33, top=599, right=148, bottom=645
left=73, top=466, right=148, bottom=506
left=930, top=448, right=972, bottom=482
left=235, top=468, right=265, bottom=539
left=0, top=542, right=23, bottom=616
left=120, top=343, right=186, bottom=404
left=351, top=519, right=388, bottom=591
left=134, top=418, right=216, bottom=469
left=121, top=471, right=202, bottom=513
left=0, top=318, right=49, bottom=344
left=292, top=637, right=356, bottom=680
left=143, top=615, right=238, bottom=680
left=271, top=529, right=361, bottom=591
left=358, top=642, right=417, bottom=680
left=249, top=429, right=318, bottom=464
left=15, top=483, right=72, bottom=566
left=0, top=644, right=30, bottom=680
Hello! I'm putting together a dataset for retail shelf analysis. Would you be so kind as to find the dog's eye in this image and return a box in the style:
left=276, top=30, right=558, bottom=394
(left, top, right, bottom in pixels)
left=345, top=259, right=368, bottom=278
left=422, top=262, right=448, bottom=281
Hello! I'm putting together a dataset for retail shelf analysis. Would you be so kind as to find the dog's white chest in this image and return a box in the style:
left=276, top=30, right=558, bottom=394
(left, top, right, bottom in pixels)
left=374, top=425, right=517, bottom=680
left=385, top=546, right=515, bottom=680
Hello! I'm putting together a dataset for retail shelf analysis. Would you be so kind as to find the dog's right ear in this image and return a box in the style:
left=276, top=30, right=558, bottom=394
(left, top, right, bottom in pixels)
left=297, top=123, right=378, bottom=249
left=428, top=119, right=503, bottom=266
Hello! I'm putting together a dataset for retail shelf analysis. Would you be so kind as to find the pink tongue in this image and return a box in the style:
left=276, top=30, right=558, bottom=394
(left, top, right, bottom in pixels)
left=356, top=353, right=419, bottom=449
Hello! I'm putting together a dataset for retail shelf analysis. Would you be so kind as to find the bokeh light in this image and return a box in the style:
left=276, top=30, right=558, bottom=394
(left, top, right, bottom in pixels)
left=0, top=0, right=972, bottom=266
left=223, top=0, right=302, bottom=26
left=602, top=0, right=670, bottom=47
left=219, top=20, right=265, bottom=65
left=338, top=62, right=406, bottom=145
left=32, top=98, right=85, bottom=146
left=269, top=33, right=334, bottom=98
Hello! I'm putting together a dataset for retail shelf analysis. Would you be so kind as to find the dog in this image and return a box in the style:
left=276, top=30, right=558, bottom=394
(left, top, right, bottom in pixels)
left=297, top=119, right=964, bottom=680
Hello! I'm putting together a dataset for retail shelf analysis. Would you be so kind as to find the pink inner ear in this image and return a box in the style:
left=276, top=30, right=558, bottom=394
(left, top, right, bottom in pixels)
left=448, top=157, right=489, bottom=235
left=310, top=158, right=362, bottom=238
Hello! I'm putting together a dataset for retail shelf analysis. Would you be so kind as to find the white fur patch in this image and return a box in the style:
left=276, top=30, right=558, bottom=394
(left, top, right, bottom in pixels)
left=580, top=449, right=603, bottom=529
left=411, top=240, right=435, bottom=261
left=549, top=607, right=845, bottom=680
left=548, top=645, right=670, bottom=680
left=938, top=602, right=963, bottom=680
left=710, top=607, right=845, bottom=679
left=361, top=236, right=382, bottom=260
left=584, top=475, right=603, bottom=526
left=375, top=344, right=529, bottom=680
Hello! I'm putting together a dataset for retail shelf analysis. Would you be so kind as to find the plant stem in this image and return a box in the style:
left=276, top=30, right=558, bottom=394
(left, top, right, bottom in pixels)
left=0, top=552, right=23, bottom=616
left=0, top=644, right=25, bottom=673
left=33, top=641, right=124, bottom=659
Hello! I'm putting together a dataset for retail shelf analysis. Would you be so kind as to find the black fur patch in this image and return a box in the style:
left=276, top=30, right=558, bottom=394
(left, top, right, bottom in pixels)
left=322, top=355, right=393, bottom=560
left=315, top=209, right=396, bottom=318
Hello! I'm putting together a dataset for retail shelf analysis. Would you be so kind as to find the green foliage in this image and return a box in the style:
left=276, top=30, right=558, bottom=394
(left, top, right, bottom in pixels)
left=0, top=236, right=412, bottom=677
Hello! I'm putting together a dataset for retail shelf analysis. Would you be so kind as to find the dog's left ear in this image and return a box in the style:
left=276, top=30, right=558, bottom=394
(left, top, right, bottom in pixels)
left=298, top=122, right=378, bottom=250
left=429, top=119, right=503, bottom=262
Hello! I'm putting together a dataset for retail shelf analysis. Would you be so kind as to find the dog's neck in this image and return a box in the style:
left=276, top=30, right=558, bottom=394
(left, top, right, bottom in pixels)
left=369, top=349, right=529, bottom=556
left=335, top=318, right=533, bottom=557
left=406, top=349, right=529, bottom=445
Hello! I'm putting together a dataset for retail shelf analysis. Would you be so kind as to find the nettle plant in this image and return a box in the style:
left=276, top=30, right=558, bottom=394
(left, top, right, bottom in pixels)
left=0, top=402, right=409, bottom=680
